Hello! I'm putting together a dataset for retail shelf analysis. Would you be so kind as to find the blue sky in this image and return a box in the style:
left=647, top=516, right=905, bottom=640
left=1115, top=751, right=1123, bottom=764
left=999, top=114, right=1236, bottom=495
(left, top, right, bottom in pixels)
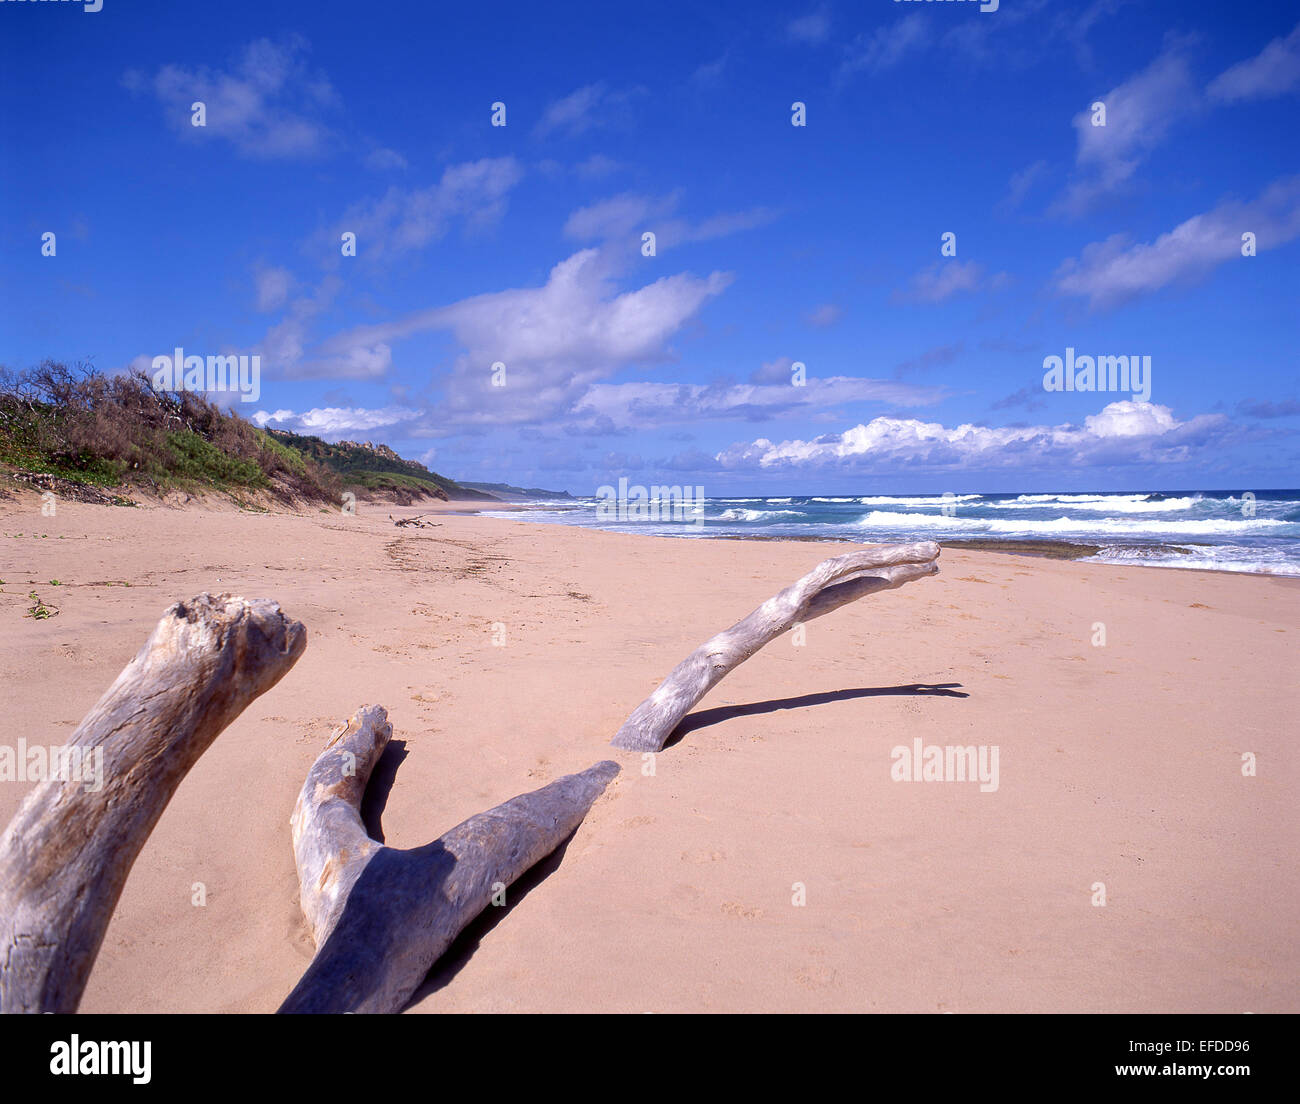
left=2, top=0, right=1297, bottom=494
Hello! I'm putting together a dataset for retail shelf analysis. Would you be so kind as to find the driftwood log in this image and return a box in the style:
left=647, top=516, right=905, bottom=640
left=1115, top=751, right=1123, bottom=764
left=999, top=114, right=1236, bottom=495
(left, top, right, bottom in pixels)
left=0, top=594, right=306, bottom=1014
left=280, top=706, right=619, bottom=1013
left=612, top=541, right=941, bottom=752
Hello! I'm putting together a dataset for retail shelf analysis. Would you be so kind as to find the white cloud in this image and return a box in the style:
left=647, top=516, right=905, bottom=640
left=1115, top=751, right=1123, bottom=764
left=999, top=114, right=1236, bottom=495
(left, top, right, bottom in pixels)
left=252, top=405, right=414, bottom=438
left=534, top=83, right=642, bottom=138
left=334, top=157, right=523, bottom=262
left=1000, top=160, right=1048, bottom=214
left=1054, top=39, right=1197, bottom=216
left=253, top=265, right=293, bottom=312
left=805, top=303, right=843, bottom=328
left=564, top=192, right=675, bottom=241
left=562, top=192, right=776, bottom=251
left=691, top=55, right=728, bottom=86
left=124, top=36, right=338, bottom=159
left=1208, top=22, right=1300, bottom=103
left=365, top=147, right=408, bottom=171
left=716, top=402, right=1234, bottom=473
left=839, top=15, right=929, bottom=79
left=316, top=249, right=733, bottom=423
left=571, top=375, right=946, bottom=429
left=1054, top=175, right=1300, bottom=309
left=575, top=153, right=622, bottom=178
left=787, top=9, right=831, bottom=46
left=896, top=261, right=1004, bottom=304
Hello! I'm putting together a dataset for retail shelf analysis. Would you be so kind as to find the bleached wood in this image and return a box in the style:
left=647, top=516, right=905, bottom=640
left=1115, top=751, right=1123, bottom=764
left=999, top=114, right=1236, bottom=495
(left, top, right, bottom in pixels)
left=611, top=541, right=941, bottom=752
left=0, top=594, right=306, bottom=1013
left=281, top=707, right=619, bottom=1014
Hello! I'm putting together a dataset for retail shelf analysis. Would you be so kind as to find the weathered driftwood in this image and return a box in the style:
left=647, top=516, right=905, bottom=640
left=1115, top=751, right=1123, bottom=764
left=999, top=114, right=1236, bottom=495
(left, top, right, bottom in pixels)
left=0, top=594, right=306, bottom=1014
left=280, top=706, right=619, bottom=1014
left=611, top=541, right=941, bottom=752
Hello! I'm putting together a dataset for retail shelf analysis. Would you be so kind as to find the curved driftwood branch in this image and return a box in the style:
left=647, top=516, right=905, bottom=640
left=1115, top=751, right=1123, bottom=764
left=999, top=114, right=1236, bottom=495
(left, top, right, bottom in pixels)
left=0, top=594, right=307, bottom=1014
left=611, top=541, right=941, bottom=752
left=281, top=706, right=619, bottom=1014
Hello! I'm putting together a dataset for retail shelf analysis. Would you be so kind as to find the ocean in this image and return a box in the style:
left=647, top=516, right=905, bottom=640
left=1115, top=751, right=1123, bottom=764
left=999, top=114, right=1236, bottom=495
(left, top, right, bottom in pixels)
left=483, top=489, right=1300, bottom=576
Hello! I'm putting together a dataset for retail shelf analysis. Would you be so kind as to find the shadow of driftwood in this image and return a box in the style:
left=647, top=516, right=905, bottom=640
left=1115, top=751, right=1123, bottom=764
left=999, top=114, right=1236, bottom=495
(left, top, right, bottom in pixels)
left=360, top=738, right=408, bottom=844
left=403, top=828, right=581, bottom=1009
left=664, top=683, right=969, bottom=748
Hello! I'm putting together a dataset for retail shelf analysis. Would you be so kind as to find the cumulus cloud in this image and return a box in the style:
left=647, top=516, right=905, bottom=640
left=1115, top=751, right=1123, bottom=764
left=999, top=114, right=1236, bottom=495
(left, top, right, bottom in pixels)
left=1054, top=175, right=1300, bottom=309
left=1208, top=22, right=1300, bottom=103
left=317, top=248, right=733, bottom=423
left=714, top=401, right=1234, bottom=473
left=252, top=405, right=415, bottom=438
left=123, top=36, right=338, bottom=159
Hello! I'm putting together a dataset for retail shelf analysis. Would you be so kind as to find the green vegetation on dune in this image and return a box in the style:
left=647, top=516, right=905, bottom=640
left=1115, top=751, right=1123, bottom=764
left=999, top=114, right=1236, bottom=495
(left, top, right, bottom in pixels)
left=164, top=429, right=267, bottom=488
left=0, top=361, right=342, bottom=502
left=265, top=429, right=495, bottom=500
left=0, top=360, right=494, bottom=506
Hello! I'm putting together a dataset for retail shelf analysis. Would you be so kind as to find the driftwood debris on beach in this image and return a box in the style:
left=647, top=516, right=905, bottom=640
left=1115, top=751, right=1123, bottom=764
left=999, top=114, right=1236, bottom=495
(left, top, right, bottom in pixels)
left=0, top=540, right=940, bottom=1013
left=612, top=540, right=941, bottom=752
left=0, top=595, right=306, bottom=1014
left=280, top=705, right=618, bottom=1013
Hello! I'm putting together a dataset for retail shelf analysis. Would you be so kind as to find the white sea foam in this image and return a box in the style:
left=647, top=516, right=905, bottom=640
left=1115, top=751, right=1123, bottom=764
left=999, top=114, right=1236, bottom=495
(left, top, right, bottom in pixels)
left=717, top=507, right=802, bottom=521
left=1085, top=543, right=1300, bottom=576
left=858, top=494, right=983, bottom=506
left=996, top=495, right=1202, bottom=513
left=851, top=512, right=1289, bottom=536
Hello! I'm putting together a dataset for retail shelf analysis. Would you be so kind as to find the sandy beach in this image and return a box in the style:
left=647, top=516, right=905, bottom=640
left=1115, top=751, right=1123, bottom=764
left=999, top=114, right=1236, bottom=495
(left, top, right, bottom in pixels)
left=0, top=492, right=1295, bottom=1014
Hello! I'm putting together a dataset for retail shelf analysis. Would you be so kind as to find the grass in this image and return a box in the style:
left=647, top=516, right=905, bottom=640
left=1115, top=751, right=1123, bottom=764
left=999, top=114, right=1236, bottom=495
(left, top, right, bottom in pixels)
left=0, top=361, right=344, bottom=503
left=164, top=429, right=267, bottom=488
